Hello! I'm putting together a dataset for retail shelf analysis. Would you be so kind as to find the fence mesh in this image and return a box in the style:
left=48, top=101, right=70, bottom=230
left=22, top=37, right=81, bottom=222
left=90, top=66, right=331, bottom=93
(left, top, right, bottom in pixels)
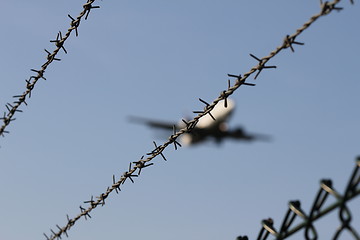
left=237, top=157, right=360, bottom=240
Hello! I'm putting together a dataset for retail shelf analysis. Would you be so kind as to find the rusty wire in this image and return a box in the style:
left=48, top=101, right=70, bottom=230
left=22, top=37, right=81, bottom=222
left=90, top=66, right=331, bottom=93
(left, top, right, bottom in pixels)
left=0, top=0, right=100, bottom=138
left=237, top=157, right=360, bottom=240
left=40, top=0, right=355, bottom=239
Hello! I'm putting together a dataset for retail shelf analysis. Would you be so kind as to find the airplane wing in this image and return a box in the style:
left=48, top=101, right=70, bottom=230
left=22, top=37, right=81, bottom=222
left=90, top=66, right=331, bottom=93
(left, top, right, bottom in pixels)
left=226, top=127, right=271, bottom=142
left=128, top=116, right=177, bottom=130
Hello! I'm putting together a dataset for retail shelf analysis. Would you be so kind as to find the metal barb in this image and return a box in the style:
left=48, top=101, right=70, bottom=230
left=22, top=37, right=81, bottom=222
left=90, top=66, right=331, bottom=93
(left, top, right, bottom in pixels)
left=112, top=175, right=121, bottom=193
left=50, top=32, right=67, bottom=54
left=56, top=224, right=68, bottom=238
left=97, top=193, right=107, bottom=206
left=66, top=214, right=74, bottom=227
left=198, top=98, right=216, bottom=121
left=84, top=196, right=97, bottom=208
left=44, top=49, right=61, bottom=63
left=227, top=73, right=256, bottom=86
left=169, top=125, right=182, bottom=150
left=123, top=162, right=138, bottom=183
left=152, top=141, right=167, bottom=161
left=68, top=14, right=80, bottom=37
left=198, top=98, right=210, bottom=106
left=79, top=205, right=91, bottom=220
left=43, top=233, right=50, bottom=240
left=320, top=0, right=343, bottom=14
left=249, top=53, right=277, bottom=79
left=283, top=35, right=305, bottom=52
left=133, top=156, right=154, bottom=175
left=83, top=0, right=100, bottom=20
left=30, top=69, right=47, bottom=80
left=222, top=91, right=228, bottom=108
left=50, top=229, right=57, bottom=238
left=181, top=119, right=192, bottom=131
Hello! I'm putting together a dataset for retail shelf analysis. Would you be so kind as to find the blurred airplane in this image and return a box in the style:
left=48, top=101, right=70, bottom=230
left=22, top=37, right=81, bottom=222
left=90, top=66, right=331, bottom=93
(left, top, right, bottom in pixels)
left=129, top=99, right=270, bottom=146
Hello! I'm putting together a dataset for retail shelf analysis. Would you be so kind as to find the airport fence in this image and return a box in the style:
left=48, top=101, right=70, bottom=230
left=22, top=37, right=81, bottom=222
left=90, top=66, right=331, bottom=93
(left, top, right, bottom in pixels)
left=237, top=158, right=360, bottom=240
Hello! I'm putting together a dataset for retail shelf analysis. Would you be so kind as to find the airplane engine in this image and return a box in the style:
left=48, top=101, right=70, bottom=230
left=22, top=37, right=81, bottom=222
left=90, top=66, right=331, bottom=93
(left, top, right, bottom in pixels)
left=180, top=133, right=194, bottom=146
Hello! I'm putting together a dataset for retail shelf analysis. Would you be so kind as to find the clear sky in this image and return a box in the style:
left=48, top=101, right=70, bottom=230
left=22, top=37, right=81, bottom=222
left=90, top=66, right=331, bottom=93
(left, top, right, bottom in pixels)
left=0, top=1, right=359, bottom=240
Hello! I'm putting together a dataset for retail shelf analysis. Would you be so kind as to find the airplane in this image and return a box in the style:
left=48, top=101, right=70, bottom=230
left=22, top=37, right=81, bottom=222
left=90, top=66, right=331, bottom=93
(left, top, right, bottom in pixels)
left=129, top=99, right=270, bottom=146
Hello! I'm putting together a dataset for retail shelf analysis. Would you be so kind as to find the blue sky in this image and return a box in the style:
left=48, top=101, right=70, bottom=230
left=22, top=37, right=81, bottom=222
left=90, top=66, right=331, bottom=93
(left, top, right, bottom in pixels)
left=0, top=1, right=359, bottom=240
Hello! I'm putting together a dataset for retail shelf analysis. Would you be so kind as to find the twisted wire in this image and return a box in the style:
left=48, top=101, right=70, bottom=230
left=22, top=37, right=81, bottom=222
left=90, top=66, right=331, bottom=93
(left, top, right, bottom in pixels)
left=43, top=0, right=354, bottom=239
left=0, top=0, right=99, bottom=138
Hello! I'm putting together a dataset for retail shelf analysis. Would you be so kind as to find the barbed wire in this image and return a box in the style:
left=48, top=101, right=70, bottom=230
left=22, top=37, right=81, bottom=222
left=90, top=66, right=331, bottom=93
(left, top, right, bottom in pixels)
left=0, top=0, right=100, bottom=138
left=237, top=157, right=360, bottom=240
left=41, top=0, right=356, bottom=239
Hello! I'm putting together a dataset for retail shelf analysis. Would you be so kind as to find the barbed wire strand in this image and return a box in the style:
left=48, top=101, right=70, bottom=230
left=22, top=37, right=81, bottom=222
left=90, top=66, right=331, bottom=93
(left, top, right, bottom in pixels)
left=0, top=0, right=100, bottom=138
left=237, top=157, right=360, bottom=240
left=42, top=0, right=355, bottom=239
